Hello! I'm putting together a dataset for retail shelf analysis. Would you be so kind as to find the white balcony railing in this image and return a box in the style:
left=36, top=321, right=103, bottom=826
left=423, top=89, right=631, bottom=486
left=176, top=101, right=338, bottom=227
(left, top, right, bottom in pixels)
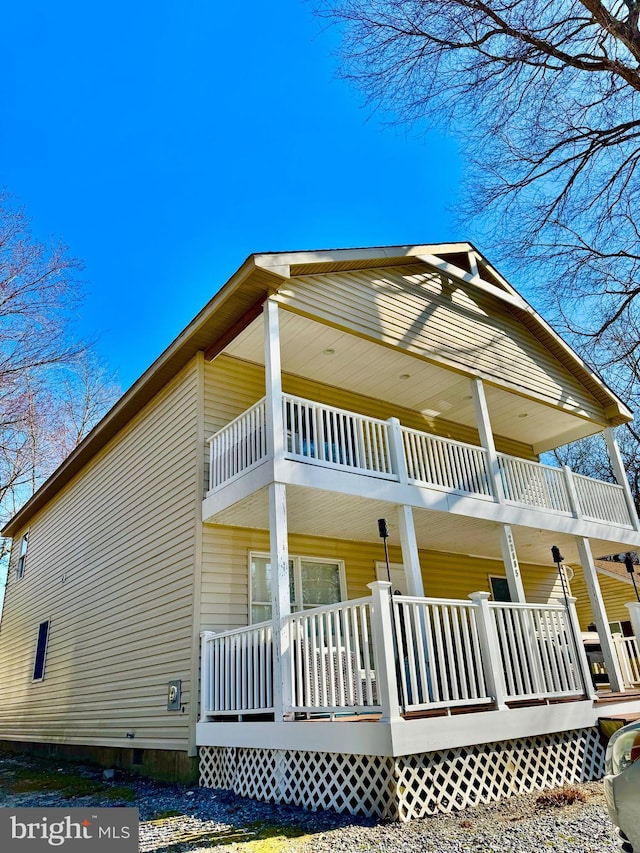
left=612, top=633, right=640, bottom=687
left=282, top=394, right=394, bottom=478
left=208, top=396, right=635, bottom=529
left=488, top=601, right=583, bottom=699
left=402, top=428, right=492, bottom=498
left=497, top=455, right=572, bottom=514
left=208, top=397, right=267, bottom=489
left=200, top=585, right=591, bottom=721
left=392, top=596, right=490, bottom=712
left=572, top=474, right=630, bottom=525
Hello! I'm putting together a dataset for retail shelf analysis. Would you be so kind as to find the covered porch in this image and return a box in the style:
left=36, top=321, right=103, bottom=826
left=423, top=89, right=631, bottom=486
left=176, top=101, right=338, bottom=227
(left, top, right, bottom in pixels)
left=196, top=579, right=640, bottom=820
left=199, top=579, right=640, bottom=724
left=199, top=582, right=595, bottom=723
left=202, top=466, right=640, bottom=697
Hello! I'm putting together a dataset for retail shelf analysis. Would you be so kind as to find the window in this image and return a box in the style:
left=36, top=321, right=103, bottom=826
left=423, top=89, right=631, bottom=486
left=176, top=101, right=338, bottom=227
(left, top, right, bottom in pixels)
left=15, top=532, right=29, bottom=580
left=32, top=620, right=50, bottom=681
left=249, top=552, right=345, bottom=623
left=489, top=575, right=512, bottom=602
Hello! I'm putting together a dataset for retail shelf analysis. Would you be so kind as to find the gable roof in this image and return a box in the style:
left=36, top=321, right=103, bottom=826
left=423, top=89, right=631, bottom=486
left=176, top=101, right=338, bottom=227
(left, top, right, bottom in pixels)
left=3, top=242, right=632, bottom=538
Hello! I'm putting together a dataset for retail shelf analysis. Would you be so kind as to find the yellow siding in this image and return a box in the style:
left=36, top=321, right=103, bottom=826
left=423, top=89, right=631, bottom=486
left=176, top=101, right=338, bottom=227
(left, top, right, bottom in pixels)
left=570, top=568, right=637, bottom=630
left=274, top=265, right=606, bottom=422
left=0, top=360, right=201, bottom=750
left=200, top=525, right=562, bottom=630
left=418, top=550, right=565, bottom=605
left=204, top=355, right=533, bottom=460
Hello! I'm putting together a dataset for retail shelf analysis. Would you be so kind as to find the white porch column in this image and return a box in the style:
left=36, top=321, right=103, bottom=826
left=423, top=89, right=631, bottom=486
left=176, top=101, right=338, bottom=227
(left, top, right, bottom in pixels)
left=397, top=505, right=424, bottom=597
left=470, top=378, right=503, bottom=502
left=269, top=481, right=292, bottom=720
left=386, top=416, right=424, bottom=596
left=264, top=297, right=285, bottom=467
left=264, top=298, right=291, bottom=719
left=499, top=524, right=526, bottom=603
left=626, top=601, right=640, bottom=641
left=576, top=537, right=625, bottom=692
left=603, top=428, right=640, bottom=531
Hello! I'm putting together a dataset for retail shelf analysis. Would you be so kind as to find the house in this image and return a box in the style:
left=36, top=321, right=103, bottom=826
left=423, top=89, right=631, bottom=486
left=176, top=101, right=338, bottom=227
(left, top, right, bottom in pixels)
left=2, top=243, right=640, bottom=820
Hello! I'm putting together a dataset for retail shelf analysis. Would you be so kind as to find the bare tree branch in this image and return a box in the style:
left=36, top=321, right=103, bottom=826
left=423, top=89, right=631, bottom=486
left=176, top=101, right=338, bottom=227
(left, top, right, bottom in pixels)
left=321, top=0, right=640, bottom=500
left=0, top=195, right=119, bottom=568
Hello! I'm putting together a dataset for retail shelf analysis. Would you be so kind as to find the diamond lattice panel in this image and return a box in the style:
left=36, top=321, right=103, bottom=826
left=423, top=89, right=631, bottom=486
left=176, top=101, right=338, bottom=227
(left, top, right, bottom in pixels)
left=395, top=727, right=605, bottom=821
left=199, top=726, right=605, bottom=822
left=199, top=746, right=397, bottom=818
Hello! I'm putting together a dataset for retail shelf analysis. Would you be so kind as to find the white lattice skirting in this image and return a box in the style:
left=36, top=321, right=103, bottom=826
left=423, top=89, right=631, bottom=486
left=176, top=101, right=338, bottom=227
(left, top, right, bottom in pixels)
left=199, top=727, right=605, bottom=821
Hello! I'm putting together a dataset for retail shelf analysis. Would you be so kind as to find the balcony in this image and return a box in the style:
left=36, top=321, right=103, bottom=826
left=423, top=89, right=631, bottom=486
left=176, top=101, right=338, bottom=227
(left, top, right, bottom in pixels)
left=206, top=394, right=635, bottom=531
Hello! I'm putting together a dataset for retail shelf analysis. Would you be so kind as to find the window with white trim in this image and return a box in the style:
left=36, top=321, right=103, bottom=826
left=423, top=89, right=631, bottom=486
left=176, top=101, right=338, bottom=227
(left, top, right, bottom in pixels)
left=249, top=552, right=346, bottom=624
left=15, top=532, right=29, bottom=580
left=32, top=620, right=50, bottom=681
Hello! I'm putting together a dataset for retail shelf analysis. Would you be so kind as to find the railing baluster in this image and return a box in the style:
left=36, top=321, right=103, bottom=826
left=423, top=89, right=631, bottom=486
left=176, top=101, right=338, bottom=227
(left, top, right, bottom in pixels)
left=450, top=606, right=467, bottom=700
left=413, top=604, right=430, bottom=705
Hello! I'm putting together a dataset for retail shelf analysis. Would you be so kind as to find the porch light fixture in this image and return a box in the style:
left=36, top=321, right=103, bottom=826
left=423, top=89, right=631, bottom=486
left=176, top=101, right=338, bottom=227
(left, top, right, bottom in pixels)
left=551, top=545, right=569, bottom=598
left=378, top=518, right=391, bottom=585
left=624, top=553, right=640, bottom=603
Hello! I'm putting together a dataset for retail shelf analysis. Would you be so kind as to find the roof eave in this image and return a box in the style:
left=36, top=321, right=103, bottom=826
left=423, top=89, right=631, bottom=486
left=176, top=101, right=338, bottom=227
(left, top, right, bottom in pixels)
left=2, top=255, right=288, bottom=538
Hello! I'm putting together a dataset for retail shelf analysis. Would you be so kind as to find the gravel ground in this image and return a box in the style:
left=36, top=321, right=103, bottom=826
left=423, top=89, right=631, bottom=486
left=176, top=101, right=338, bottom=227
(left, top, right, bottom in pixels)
left=0, top=751, right=622, bottom=853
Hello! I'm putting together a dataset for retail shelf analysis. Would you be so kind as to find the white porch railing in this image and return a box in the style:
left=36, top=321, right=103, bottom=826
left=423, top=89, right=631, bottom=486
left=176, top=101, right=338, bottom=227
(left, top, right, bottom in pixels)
left=208, top=397, right=267, bottom=489
left=200, top=622, right=273, bottom=716
left=199, top=585, right=592, bottom=721
left=282, top=394, right=394, bottom=478
left=612, top=633, right=640, bottom=687
left=285, top=597, right=380, bottom=713
left=401, top=428, right=492, bottom=498
left=207, top=396, right=635, bottom=528
left=392, top=596, right=490, bottom=712
left=488, top=601, right=583, bottom=700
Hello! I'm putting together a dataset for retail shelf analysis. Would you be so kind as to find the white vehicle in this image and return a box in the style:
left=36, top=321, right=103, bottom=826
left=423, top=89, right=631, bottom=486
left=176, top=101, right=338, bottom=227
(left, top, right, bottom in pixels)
left=604, top=720, right=640, bottom=851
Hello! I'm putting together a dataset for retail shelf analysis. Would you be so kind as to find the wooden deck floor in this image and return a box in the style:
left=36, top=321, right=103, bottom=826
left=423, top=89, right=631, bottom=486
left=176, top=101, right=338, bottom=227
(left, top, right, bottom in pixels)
left=594, top=688, right=640, bottom=705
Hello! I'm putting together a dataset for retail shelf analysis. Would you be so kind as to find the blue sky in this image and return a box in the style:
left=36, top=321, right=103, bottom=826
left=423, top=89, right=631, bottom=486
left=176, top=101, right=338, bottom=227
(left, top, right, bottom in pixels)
left=2, top=0, right=462, bottom=391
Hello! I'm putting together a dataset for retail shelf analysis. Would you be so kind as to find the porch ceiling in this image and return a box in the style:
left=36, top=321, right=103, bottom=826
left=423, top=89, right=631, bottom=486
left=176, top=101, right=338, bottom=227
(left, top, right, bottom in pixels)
left=223, top=311, right=603, bottom=453
left=205, top=485, right=632, bottom=569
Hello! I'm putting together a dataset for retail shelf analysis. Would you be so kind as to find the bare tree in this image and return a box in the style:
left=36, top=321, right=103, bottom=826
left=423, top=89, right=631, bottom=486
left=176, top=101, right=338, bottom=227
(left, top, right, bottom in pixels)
left=319, top=0, right=640, bottom=348
left=320, top=1, right=640, bottom=504
left=0, top=195, right=119, bottom=560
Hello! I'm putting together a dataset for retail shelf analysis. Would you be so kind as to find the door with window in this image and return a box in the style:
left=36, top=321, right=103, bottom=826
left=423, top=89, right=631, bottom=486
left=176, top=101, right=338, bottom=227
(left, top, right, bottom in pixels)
left=489, top=575, right=512, bottom=602
left=249, top=552, right=346, bottom=623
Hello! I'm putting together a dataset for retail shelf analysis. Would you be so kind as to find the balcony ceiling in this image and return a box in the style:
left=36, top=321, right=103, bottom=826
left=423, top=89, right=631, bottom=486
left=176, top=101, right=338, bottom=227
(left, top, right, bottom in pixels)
left=223, top=311, right=604, bottom=454
left=207, top=485, right=633, bottom=569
